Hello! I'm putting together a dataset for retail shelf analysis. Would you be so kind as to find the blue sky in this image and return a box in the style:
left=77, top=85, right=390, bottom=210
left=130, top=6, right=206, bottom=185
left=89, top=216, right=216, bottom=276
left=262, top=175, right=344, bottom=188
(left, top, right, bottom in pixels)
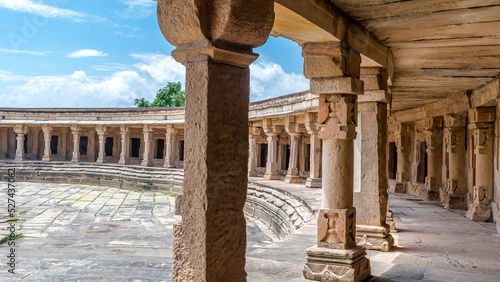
left=0, top=0, right=308, bottom=108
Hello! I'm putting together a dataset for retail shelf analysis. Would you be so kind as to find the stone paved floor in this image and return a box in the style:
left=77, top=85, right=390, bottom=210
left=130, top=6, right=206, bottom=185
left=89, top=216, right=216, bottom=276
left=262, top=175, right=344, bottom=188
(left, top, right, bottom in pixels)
left=1, top=181, right=500, bottom=281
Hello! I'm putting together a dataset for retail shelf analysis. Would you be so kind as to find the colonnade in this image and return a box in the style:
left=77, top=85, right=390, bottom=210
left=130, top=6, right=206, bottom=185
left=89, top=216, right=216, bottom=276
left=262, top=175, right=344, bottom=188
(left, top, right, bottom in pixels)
left=0, top=124, right=184, bottom=169
left=391, top=107, right=497, bottom=222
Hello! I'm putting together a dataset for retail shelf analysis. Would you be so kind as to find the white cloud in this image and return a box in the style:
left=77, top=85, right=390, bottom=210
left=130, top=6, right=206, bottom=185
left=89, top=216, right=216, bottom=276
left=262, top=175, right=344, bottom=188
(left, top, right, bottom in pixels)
left=0, top=48, right=47, bottom=56
left=118, top=0, right=156, bottom=19
left=0, top=0, right=107, bottom=22
left=67, top=49, right=108, bottom=58
left=250, top=61, right=309, bottom=101
left=0, top=55, right=308, bottom=107
left=0, top=54, right=186, bottom=107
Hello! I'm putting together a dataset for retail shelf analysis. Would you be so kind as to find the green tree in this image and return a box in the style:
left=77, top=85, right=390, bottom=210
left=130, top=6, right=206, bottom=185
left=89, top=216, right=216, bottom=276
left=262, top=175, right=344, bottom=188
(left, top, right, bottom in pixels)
left=134, top=82, right=185, bottom=107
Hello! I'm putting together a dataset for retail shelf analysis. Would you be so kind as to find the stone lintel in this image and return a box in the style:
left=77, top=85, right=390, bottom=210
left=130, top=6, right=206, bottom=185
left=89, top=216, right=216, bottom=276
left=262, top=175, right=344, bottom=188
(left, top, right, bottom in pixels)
left=310, top=77, right=364, bottom=96
left=172, top=40, right=259, bottom=68
left=444, top=114, right=466, bottom=129
left=423, top=117, right=443, bottom=131
left=358, top=90, right=389, bottom=104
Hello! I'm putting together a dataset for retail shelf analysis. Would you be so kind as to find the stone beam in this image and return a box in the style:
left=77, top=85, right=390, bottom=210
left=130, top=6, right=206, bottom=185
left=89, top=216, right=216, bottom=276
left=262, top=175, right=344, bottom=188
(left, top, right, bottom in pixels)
left=273, top=0, right=393, bottom=77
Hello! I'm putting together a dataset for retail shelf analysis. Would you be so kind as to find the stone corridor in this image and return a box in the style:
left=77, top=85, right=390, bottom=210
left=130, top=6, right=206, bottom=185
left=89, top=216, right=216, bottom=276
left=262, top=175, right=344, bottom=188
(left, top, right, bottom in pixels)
left=1, top=182, right=499, bottom=281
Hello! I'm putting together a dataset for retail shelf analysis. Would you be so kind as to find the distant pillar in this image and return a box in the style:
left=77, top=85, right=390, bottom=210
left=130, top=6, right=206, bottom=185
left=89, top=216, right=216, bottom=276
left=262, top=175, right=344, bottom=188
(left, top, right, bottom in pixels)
left=118, top=125, right=130, bottom=165
left=164, top=125, right=178, bottom=168
left=71, top=126, right=80, bottom=162
left=248, top=127, right=259, bottom=177
left=263, top=119, right=282, bottom=180
left=305, top=113, right=321, bottom=188
left=141, top=125, right=153, bottom=167
left=422, top=117, right=443, bottom=201
left=394, top=123, right=412, bottom=193
left=466, top=108, right=495, bottom=221
left=61, top=128, right=68, bottom=161
left=443, top=115, right=467, bottom=209
left=42, top=125, right=53, bottom=161
left=0, top=128, right=7, bottom=158
left=31, top=127, right=40, bottom=160
left=96, top=126, right=107, bottom=164
left=285, top=116, right=301, bottom=183
left=13, top=125, right=28, bottom=162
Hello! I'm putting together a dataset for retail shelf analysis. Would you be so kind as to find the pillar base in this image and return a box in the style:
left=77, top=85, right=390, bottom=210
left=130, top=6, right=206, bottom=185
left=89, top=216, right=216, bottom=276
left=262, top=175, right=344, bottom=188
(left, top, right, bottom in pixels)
left=386, top=210, right=397, bottom=232
left=42, top=156, right=52, bottom=161
left=443, top=194, right=467, bottom=210
left=305, top=178, right=322, bottom=188
left=118, top=159, right=128, bottom=165
left=466, top=204, right=492, bottom=222
left=264, top=171, right=281, bottom=180
left=356, top=224, right=394, bottom=252
left=141, top=160, right=153, bottom=167
left=420, top=187, right=439, bottom=201
left=164, top=162, right=177, bottom=168
left=303, top=245, right=371, bottom=282
left=284, top=175, right=301, bottom=184
left=96, top=158, right=104, bottom=164
left=393, top=182, right=406, bottom=193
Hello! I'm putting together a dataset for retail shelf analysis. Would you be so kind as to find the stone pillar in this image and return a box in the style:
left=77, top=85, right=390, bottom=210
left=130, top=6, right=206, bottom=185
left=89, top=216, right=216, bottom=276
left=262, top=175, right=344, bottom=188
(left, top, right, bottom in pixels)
left=354, top=67, right=393, bottom=252
left=466, top=108, right=495, bottom=221
left=31, top=128, right=40, bottom=160
left=96, top=126, right=107, bottom=164
left=305, top=112, right=321, bottom=188
left=42, top=125, right=52, bottom=161
left=118, top=126, right=130, bottom=165
left=13, top=125, right=28, bottom=162
left=443, top=115, right=467, bottom=209
left=0, top=128, right=8, bottom=158
left=284, top=117, right=301, bottom=183
left=141, top=125, right=153, bottom=167
left=394, top=124, right=412, bottom=193
left=164, top=125, right=178, bottom=168
left=422, top=117, right=443, bottom=201
left=302, top=42, right=370, bottom=281
left=89, top=130, right=96, bottom=162
left=157, top=1, right=274, bottom=280
left=248, top=127, right=259, bottom=177
left=263, top=119, right=282, bottom=180
left=61, top=128, right=68, bottom=161
left=70, top=126, right=80, bottom=162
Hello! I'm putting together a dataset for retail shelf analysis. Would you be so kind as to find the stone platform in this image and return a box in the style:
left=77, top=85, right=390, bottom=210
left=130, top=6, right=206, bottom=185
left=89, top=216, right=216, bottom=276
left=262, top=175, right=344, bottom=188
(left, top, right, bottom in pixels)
left=1, top=182, right=500, bottom=281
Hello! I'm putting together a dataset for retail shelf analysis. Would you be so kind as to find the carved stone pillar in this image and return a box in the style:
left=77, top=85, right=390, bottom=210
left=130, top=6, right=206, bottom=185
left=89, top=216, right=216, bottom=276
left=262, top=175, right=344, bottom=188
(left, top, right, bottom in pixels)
left=394, top=124, right=412, bottom=193
left=0, top=128, right=8, bottom=158
left=164, top=125, right=178, bottom=168
left=42, top=125, right=52, bottom=161
left=466, top=108, right=495, bottom=221
left=422, top=117, right=443, bottom=201
left=118, top=126, right=130, bottom=165
left=263, top=119, right=282, bottom=180
left=141, top=125, right=153, bottom=167
left=13, top=125, right=28, bottom=161
left=443, top=115, right=467, bottom=209
left=61, top=128, right=68, bottom=161
left=285, top=116, right=301, bottom=183
left=248, top=127, right=259, bottom=177
left=70, top=126, right=80, bottom=162
left=354, top=67, right=393, bottom=252
left=305, top=113, right=321, bottom=188
left=31, top=128, right=40, bottom=160
left=302, top=42, right=370, bottom=282
left=157, top=1, right=274, bottom=280
left=96, top=126, right=107, bottom=164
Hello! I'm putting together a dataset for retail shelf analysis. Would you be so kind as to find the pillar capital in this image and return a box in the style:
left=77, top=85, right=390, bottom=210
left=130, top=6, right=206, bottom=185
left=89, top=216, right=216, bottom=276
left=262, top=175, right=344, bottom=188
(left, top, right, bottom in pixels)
left=120, top=125, right=129, bottom=133
left=304, top=112, right=319, bottom=133
left=359, top=67, right=390, bottom=104
left=444, top=114, right=466, bottom=129
left=157, top=0, right=274, bottom=67
left=423, top=117, right=443, bottom=131
left=468, top=107, right=495, bottom=129
left=166, top=125, right=178, bottom=135
left=70, top=125, right=80, bottom=134
left=13, top=124, right=28, bottom=135
left=262, top=119, right=282, bottom=136
left=285, top=116, right=300, bottom=135
left=96, top=125, right=107, bottom=135
left=318, top=94, right=357, bottom=140
left=41, top=124, right=52, bottom=133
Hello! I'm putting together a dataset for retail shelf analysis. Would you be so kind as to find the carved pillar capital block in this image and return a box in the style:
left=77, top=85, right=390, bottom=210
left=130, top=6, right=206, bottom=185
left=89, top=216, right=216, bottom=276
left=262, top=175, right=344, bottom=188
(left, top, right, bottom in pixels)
left=318, top=95, right=358, bottom=141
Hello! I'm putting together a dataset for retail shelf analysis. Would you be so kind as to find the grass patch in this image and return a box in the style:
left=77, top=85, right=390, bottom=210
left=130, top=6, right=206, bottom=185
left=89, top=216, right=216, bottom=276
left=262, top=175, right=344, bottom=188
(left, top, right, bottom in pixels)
left=19, top=211, right=28, bottom=215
